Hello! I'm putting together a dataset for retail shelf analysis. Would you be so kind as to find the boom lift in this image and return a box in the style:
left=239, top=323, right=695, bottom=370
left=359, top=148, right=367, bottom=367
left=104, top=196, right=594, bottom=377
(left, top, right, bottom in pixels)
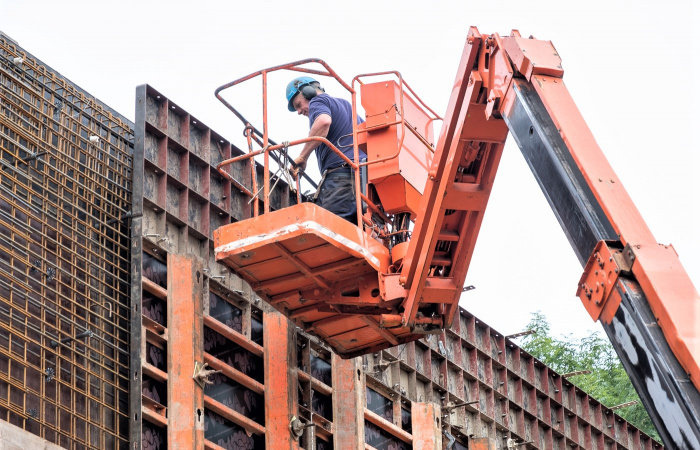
left=212, top=27, right=700, bottom=448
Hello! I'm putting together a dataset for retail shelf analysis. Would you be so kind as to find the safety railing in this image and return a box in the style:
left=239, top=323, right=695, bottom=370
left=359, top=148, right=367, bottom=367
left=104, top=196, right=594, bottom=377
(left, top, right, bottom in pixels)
left=214, top=60, right=440, bottom=230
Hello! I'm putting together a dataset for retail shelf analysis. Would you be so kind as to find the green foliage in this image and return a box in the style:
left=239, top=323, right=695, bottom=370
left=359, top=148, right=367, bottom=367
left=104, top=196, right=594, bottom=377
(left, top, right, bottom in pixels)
left=520, top=312, right=660, bottom=441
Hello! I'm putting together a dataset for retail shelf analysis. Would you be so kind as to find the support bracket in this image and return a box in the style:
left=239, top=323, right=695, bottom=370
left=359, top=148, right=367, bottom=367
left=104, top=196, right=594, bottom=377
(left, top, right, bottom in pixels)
left=576, top=240, right=630, bottom=322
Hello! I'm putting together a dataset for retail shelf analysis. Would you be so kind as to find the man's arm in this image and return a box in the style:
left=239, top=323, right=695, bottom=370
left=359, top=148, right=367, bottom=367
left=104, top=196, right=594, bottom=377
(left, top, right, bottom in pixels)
left=292, top=113, right=331, bottom=176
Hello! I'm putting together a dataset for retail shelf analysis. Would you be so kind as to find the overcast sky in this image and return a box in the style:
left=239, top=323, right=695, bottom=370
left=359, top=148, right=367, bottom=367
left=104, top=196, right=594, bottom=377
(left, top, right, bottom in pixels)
left=1, top=0, right=697, bottom=341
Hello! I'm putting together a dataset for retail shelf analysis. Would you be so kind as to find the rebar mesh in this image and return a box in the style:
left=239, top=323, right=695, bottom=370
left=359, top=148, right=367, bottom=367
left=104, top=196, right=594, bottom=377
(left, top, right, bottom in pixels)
left=0, top=36, right=132, bottom=449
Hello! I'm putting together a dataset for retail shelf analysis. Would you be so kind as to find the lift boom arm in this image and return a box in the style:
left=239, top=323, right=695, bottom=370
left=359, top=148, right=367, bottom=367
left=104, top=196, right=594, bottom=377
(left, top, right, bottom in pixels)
left=442, top=27, right=700, bottom=449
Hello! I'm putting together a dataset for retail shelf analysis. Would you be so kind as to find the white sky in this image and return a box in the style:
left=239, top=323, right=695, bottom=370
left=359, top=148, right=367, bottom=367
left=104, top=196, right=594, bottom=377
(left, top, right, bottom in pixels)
left=1, top=0, right=697, bottom=341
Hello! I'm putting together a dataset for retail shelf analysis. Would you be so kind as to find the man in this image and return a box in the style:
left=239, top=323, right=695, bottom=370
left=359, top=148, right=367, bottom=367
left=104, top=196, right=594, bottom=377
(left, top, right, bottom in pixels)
left=286, top=76, right=366, bottom=223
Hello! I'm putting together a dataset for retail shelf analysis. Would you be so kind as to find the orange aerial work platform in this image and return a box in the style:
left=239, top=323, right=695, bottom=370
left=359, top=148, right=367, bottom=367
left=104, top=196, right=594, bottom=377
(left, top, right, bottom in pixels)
left=211, top=57, right=499, bottom=358
left=214, top=203, right=409, bottom=354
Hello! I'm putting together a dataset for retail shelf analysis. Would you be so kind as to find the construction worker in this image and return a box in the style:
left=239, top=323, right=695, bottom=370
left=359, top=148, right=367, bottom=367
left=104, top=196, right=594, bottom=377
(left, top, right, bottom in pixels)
left=286, top=76, right=366, bottom=223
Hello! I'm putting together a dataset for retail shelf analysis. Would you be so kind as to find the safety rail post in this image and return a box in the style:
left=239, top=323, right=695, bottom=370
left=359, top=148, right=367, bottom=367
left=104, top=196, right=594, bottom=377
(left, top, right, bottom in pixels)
left=262, top=70, right=270, bottom=214
left=245, top=125, right=260, bottom=217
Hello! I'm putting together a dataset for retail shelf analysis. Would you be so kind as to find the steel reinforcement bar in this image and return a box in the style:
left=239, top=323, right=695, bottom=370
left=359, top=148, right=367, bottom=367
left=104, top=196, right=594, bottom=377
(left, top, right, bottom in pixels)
left=0, top=34, right=133, bottom=448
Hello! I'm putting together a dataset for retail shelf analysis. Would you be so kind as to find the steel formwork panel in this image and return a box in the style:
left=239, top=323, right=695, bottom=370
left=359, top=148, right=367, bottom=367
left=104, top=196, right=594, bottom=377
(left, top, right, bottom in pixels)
left=0, top=34, right=132, bottom=449
left=132, top=86, right=661, bottom=450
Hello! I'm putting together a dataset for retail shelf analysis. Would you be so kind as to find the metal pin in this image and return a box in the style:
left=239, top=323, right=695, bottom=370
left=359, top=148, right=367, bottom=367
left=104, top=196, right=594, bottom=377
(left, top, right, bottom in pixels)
left=105, top=210, right=132, bottom=226
left=507, top=439, right=534, bottom=449
left=444, top=400, right=479, bottom=411
left=505, top=330, right=536, bottom=339
left=609, top=400, right=638, bottom=411
left=21, top=151, right=48, bottom=163
left=561, top=370, right=591, bottom=378
left=50, top=330, right=94, bottom=348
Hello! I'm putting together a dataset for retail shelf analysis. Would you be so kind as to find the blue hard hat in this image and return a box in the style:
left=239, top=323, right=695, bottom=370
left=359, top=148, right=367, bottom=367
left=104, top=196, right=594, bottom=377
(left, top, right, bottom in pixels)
left=286, top=76, right=317, bottom=112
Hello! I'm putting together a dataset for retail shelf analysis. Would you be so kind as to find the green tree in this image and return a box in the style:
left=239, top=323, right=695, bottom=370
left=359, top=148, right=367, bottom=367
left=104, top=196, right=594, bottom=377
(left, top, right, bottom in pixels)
left=520, top=312, right=659, bottom=441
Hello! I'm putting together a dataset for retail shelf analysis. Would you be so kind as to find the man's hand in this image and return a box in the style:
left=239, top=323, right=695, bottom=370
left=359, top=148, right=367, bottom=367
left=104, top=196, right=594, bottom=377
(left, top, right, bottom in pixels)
left=290, top=156, right=307, bottom=179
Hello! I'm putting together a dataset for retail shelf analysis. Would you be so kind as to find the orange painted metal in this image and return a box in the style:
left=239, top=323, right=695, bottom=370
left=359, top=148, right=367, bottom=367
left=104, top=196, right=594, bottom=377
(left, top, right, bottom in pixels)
left=360, top=79, right=436, bottom=217
left=470, top=437, right=497, bottom=450
left=215, top=203, right=404, bottom=356
left=364, top=409, right=413, bottom=443
left=625, top=243, right=700, bottom=390
left=510, top=66, right=700, bottom=391
left=215, top=58, right=357, bottom=220
left=202, top=315, right=264, bottom=358
left=204, top=396, right=266, bottom=436
left=167, top=254, right=205, bottom=449
left=142, top=406, right=168, bottom=429
left=501, top=33, right=564, bottom=80
left=411, top=403, right=441, bottom=449
left=263, top=311, right=297, bottom=450
left=332, top=357, right=364, bottom=449
left=398, top=28, right=509, bottom=328
left=576, top=241, right=626, bottom=322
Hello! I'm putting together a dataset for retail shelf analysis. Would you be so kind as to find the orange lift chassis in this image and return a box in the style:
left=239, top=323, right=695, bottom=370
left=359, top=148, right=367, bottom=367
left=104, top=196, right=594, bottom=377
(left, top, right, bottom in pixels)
left=212, top=27, right=700, bottom=449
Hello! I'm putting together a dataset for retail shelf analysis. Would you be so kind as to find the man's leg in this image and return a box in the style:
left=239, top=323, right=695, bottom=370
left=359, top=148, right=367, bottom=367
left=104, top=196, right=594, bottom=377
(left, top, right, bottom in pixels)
left=316, top=173, right=357, bottom=224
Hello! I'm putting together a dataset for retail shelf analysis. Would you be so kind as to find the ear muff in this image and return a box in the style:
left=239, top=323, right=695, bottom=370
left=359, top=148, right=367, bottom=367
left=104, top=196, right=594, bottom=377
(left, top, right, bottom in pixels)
left=300, top=84, right=318, bottom=101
